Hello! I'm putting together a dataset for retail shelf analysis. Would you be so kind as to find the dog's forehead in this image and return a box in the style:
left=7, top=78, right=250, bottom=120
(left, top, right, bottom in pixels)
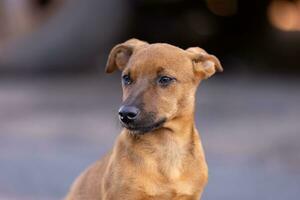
left=127, top=43, right=192, bottom=75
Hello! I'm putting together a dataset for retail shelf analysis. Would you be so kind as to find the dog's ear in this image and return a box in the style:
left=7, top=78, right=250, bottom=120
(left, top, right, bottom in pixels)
left=105, top=39, right=148, bottom=73
left=186, top=47, right=223, bottom=79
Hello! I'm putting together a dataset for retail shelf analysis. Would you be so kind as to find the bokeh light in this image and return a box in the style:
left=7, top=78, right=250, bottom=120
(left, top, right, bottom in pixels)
left=268, top=0, right=300, bottom=31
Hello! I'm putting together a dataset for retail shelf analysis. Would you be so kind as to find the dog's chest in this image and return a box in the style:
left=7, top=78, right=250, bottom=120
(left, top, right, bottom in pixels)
left=138, top=142, right=202, bottom=197
left=112, top=132, right=206, bottom=199
left=142, top=178, right=196, bottom=198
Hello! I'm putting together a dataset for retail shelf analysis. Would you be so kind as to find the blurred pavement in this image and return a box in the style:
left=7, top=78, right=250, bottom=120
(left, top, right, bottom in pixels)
left=0, top=74, right=300, bottom=200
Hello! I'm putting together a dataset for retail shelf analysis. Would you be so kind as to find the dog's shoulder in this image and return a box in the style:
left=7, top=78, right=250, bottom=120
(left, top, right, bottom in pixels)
left=65, top=153, right=111, bottom=200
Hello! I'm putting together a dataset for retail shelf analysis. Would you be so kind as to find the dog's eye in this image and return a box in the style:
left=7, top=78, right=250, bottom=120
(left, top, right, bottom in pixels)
left=122, top=75, right=132, bottom=85
left=158, top=76, right=175, bottom=87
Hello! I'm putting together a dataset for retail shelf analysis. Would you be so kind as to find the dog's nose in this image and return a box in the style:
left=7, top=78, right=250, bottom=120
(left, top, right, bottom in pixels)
left=118, top=105, right=140, bottom=124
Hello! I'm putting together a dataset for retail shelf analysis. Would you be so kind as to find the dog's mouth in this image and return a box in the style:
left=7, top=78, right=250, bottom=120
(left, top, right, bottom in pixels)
left=121, top=118, right=166, bottom=134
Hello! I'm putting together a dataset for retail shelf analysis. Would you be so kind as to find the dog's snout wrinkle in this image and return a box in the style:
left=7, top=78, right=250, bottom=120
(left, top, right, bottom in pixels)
left=123, top=84, right=148, bottom=108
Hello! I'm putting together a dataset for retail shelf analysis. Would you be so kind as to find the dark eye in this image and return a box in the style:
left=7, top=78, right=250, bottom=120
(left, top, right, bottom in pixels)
left=158, top=76, right=175, bottom=87
left=122, top=74, right=132, bottom=85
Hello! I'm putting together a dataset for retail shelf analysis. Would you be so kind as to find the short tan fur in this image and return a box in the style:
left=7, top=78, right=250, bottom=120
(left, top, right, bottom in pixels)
left=65, top=39, right=223, bottom=200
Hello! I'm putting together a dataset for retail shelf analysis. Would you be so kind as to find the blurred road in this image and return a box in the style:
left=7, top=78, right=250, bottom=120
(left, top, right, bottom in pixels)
left=0, top=74, right=300, bottom=200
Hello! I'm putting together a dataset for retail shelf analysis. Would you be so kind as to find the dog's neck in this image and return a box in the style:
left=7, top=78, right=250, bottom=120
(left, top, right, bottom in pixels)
left=117, top=114, right=200, bottom=180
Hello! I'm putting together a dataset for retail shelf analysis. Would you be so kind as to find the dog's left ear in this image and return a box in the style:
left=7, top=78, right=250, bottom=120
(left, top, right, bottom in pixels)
left=105, top=39, right=148, bottom=73
left=186, top=47, right=223, bottom=79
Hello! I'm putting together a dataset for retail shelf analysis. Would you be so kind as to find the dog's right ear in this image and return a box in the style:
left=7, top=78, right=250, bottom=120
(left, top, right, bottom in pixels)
left=105, top=39, right=148, bottom=73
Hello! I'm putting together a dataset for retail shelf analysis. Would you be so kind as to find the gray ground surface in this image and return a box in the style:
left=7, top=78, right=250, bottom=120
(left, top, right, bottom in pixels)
left=0, top=74, right=300, bottom=200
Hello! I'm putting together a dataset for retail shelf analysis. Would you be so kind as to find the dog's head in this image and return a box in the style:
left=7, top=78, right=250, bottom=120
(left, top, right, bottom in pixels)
left=106, top=39, right=223, bottom=134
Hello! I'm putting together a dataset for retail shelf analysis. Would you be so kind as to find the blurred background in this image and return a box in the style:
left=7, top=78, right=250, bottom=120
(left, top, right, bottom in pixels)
left=0, top=0, right=300, bottom=199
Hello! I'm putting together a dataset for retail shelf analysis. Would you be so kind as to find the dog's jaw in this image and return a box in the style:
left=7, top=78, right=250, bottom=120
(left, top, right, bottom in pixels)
left=122, top=118, right=167, bottom=135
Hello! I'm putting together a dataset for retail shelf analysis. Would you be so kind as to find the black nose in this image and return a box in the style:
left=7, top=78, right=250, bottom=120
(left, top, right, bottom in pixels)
left=118, top=105, right=140, bottom=124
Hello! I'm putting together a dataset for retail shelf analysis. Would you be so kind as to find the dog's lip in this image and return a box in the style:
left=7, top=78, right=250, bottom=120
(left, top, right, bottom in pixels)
left=122, top=118, right=167, bottom=134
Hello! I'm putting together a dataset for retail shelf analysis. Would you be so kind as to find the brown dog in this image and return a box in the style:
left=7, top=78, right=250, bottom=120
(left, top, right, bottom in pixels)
left=65, top=39, right=223, bottom=200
